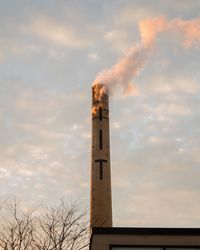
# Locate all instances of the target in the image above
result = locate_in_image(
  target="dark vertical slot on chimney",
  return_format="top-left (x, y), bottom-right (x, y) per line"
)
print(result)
top-left (99, 107), bottom-right (102, 120)
top-left (99, 130), bottom-right (103, 149)
top-left (100, 163), bottom-right (103, 180)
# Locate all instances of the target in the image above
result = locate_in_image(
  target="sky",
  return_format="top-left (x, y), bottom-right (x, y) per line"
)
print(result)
top-left (0, 0), bottom-right (200, 227)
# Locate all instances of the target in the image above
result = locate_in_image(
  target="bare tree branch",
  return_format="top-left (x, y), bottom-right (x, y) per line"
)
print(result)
top-left (0, 200), bottom-right (89, 250)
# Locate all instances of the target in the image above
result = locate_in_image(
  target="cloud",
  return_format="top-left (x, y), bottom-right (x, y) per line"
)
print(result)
top-left (20, 16), bottom-right (91, 48)
top-left (0, 0), bottom-right (200, 227)
top-left (115, 0), bottom-right (200, 27)
top-left (104, 30), bottom-right (132, 51)
top-left (139, 74), bottom-right (200, 99)
top-left (116, 189), bottom-right (200, 227)
top-left (115, 7), bottom-right (155, 25)
top-left (0, 51), bottom-right (4, 62)
top-left (156, 102), bottom-right (191, 116)
top-left (0, 78), bottom-right (90, 204)
top-left (112, 137), bottom-right (200, 226)
top-left (88, 53), bottom-right (99, 62)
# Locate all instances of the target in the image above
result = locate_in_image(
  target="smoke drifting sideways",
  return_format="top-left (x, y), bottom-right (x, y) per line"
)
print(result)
top-left (92, 16), bottom-right (200, 98)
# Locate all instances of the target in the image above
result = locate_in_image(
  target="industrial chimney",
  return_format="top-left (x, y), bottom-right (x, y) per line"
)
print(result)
top-left (90, 83), bottom-right (113, 227)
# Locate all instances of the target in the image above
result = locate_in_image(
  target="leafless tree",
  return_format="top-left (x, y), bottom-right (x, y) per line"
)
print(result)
top-left (0, 200), bottom-right (35, 250)
top-left (0, 200), bottom-right (89, 250)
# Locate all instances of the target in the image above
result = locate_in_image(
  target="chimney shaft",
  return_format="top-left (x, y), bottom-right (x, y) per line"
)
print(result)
top-left (90, 84), bottom-right (112, 227)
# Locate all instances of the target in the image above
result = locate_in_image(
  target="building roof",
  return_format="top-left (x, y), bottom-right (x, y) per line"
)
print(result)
top-left (92, 227), bottom-right (200, 236)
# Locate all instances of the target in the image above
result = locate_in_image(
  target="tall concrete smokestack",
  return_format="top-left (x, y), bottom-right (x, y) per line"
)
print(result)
top-left (90, 83), bottom-right (112, 227)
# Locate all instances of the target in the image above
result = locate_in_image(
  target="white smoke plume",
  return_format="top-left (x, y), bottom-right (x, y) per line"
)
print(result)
top-left (92, 16), bottom-right (200, 96)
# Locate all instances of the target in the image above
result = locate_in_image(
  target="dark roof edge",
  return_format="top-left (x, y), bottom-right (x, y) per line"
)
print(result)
top-left (92, 227), bottom-right (200, 236)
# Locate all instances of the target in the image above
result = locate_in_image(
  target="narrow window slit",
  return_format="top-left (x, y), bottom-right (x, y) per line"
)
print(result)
top-left (95, 159), bottom-right (107, 180)
top-left (100, 164), bottom-right (103, 180)
top-left (99, 130), bottom-right (103, 149)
